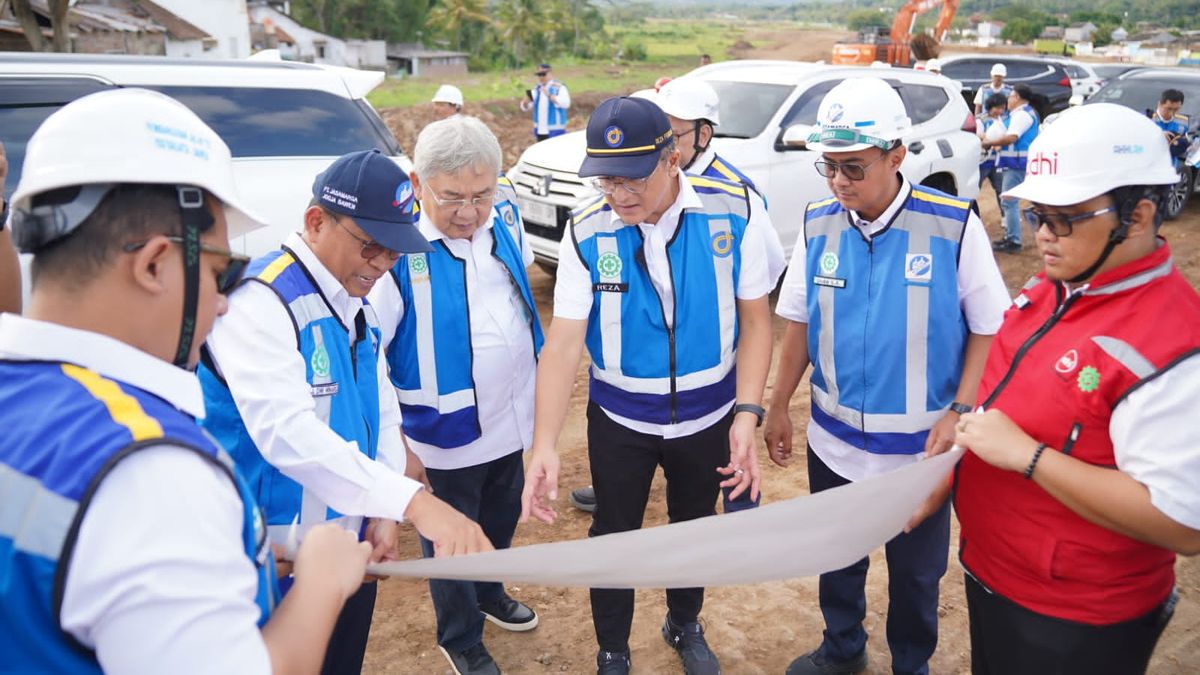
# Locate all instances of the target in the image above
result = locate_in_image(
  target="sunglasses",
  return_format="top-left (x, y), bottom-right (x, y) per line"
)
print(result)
top-left (123, 236), bottom-right (249, 295)
top-left (331, 215), bottom-right (401, 261)
top-left (1020, 206), bottom-right (1116, 237)
top-left (813, 151), bottom-right (890, 182)
top-left (535, 71), bottom-right (549, 77)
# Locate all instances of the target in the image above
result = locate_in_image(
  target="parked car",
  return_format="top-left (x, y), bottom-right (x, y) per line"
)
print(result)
top-left (0, 51), bottom-right (410, 299)
top-left (1085, 67), bottom-right (1200, 219)
top-left (1090, 63), bottom-right (1146, 82)
top-left (1054, 59), bottom-right (1104, 100)
top-left (508, 61), bottom-right (981, 268)
top-left (936, 54), bottom-right (1074, 119)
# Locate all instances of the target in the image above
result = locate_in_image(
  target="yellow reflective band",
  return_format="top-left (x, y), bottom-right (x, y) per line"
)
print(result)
top-left (687, 175), bottom-right (743, 196)
top-left (258, 253), bottom-right (295, 283)
top-left (711, 160), bottom-right (740, 183)
top-left (497, 176), bottom-right (513, 189)
top-left (61, 364), bottom-right (164, 442)
top-left (587, 143), bottom-right (658, 155)
top-left (807, 196), bottom-right (839, 211)
top-left (912, 190), bottom-right (969, 210)
top-left (576, 200), bottom-right (608, 221)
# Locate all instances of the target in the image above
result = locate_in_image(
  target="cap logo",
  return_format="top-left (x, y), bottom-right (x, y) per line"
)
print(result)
top-left (605, 126), bottom-right (624, 148)
top-left (1027, 151), bottom-right (1058, 176)
top-left (393, 182), bottom-right (413, 209)
top-left (827, 103), bottom-right (845, 123)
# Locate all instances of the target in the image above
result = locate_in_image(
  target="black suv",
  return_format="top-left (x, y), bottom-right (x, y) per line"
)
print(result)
top-left (937, 54), bottom-right (1074, 120)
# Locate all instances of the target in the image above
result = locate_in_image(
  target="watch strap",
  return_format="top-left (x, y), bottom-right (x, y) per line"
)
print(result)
top-left (734, 403), bottom-right (765, 427)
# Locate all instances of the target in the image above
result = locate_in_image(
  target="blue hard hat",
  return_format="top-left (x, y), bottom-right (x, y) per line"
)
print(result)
top-left (312, 149), bottom-right (431, 254)
top-left (578, 96), bottom-right (674, 179)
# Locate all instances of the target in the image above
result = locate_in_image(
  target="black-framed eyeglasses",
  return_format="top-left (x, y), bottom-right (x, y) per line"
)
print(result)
top-left (123, 237), bottom-right (249, 295)
top-left (330, 215), bottom-right (401, 261)
top-left (1020, 206), bottom-right (1116, 237)
top-left (535, 71), bottom-right (549, 77)
top-left (813, 151), bottom-right (890, 182)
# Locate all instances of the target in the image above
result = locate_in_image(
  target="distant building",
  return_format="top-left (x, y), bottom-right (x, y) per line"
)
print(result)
top-left (975, 20), bottom-right (1004, 47)
top-left (246, 2), bottom-right (386, 69)
top-left (152, 0), bottom-right (251, 58)
top-left (1039, 26), bottom-right (1065, 40)
top-left (387, 43), bottom-right (469, 77)
top-left (1064, 22), bottom-right (1097, 44)
top-left (0, 0), bottom-right (214, 56)
top-left (1111, 27), bottom-right (1129, 43)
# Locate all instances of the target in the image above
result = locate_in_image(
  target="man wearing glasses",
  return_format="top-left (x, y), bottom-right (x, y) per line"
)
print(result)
top-left (369, 116), bottom-right (543, 675)
top-left (764, 77), bottom-right (1008, 675)
top-left (200, 149), bottom-right (493, 675)
top-left (522, 96), bottom-right (781, 675)
top-left (520, 62), bottom-right (571, 141)
top-left (954, 103), bottom-right (1200, 675)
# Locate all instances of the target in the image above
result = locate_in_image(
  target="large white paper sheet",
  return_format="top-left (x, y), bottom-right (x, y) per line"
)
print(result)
top-left (369, 447), bottom-right (963, 588)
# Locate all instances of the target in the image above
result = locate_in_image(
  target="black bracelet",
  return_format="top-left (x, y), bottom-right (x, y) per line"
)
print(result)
top-left (734, 403), bottom-right (765, 427)
top-left (1023, 443), bottom-right (1047, 479)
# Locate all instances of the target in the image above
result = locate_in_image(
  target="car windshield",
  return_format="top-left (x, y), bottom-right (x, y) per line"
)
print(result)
top-left (706, 81), bottom-right (793, 139)
top-left (1088, 77), bottom-right (1200, 126)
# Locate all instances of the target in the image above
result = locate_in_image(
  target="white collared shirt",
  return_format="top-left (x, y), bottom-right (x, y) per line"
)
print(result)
top-left (774, 178), bottom-right (1012, 481)
top-left (0, 314), bottom-right (271, 674)
top-left (205, 232), bottom-right (421, 529)
top-left (370, 211), bottom-right (538, 470)
top-left (553, 172), bottom-right (782, 438)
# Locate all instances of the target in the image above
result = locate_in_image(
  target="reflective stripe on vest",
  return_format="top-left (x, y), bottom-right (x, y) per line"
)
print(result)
top-left (702, 154), bottom-right (761, 199)
top-left (0, 362), bottom-right (276, 671)
top-left (571, 175), bottom-right (747, 424)
top-left (386, 196), bottom-right (543, 449)
top-left (804, 186), bottom-right (969, 454)
top-left (532, 82), bottom-right (567, 132)
top-left (997, 104), bottom-right (1039, 171)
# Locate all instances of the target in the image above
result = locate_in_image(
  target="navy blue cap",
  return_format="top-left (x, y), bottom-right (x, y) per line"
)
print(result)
top-left (536, 63), bottom-right (551, 72)
top-left (578, 96), bottom-right (674, 179)
top-left (312, 149), bottom-right (431, 254)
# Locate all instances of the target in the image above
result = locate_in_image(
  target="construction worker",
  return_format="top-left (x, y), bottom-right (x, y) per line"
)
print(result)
top-left (764, 77), bottom-right (1010, 675)
top-left (0, 140), bottom-right (20, 313)
top-left (570, 77), bottom-right (785, 515)
top-left (0, 88), bottom-right (372, 672)
top-left (973, 63), bottom-right (1012, 116)
top-left (985, 83), bottom-right (1040, 254)
top-left (1153, 88), bottom-right (1190, 161)
top-left (978, 93), bottom-right (1009, 204)
top-left (432, 84), bottom-right (465, 121)
top-left (199, 149), bottom-right (493, 674)
top-left (520, 63), bottom-right (571, 141)
top-left (954, 103), bottom-right (1200, 674)
top-left (522, 96), bottom-right (781, 675)
top-left (369, 116), bottom-right (542, 675)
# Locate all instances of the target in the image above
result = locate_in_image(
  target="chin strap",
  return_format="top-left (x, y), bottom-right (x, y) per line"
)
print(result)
top-left (172, 186), bottom-right (212, 369)
top-left (681, 120), bottom-right (711, 172)
top-left (1066, 187), bottom-right (1158, 285)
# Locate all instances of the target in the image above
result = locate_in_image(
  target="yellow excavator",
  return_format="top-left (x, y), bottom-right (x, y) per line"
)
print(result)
top-left (831, 0), bottom-right (958, 67)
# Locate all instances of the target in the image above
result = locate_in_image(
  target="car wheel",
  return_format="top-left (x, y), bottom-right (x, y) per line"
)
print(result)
top-left (1164, 166), bottom-right (1194, 221)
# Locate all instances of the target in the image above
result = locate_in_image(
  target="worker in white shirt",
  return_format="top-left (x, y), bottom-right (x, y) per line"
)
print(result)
top-left (370, 116), bottom-right (542, 675)
top-left (432, 84), bottom-right (465, 120)
top-left (0, 88), bottom-right (373, 674)
top-left (199, 148), bottom-right (492, 675)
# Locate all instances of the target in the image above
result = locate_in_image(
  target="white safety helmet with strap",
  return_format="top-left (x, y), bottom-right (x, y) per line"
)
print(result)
top-left (11, 87), bottom-right (265, 251)
top-left (655, 77), bottom-right (721, 125)
top-left (432, 84), bottom-right (464, 107)
top-left (806, 77), bottom-right (911, 153)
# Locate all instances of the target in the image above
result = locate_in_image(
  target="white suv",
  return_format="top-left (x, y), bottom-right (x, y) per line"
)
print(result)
top-left (1, 51), bottom-right (409, 295)
top-left (507, 61), bottom-right (981, 267)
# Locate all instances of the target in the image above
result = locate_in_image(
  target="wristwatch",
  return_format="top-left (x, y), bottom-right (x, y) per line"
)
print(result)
top-left (949, 401), bottom-right (972, 415)
top-left (734, 403), bottom-right (766, 427)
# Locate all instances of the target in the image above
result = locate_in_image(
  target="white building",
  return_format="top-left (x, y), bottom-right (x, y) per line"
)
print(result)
top-left (152, 0), bottom-right (251, 58)
top-left (247, 2), bottom-right (386, 69)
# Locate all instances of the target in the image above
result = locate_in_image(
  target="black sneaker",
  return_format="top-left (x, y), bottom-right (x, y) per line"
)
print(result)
top-left (661, 614), bottom-right (720, 674)
top-left (784, 647), bottom-right (868, 675)
top-left (439, 642), bottom-right (501, 675)
top-left (478, 594), bottom-right (538, 632)
top-left (596, 649), bottom-right (631, 675)
top-left (570, 485), bottom-right (596, 512)
top-left (992, 238), bottom-right (1022, 253)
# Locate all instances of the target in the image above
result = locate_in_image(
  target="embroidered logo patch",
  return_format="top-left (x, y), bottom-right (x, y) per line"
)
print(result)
top-left (711, 231), bottom-right (734, 258)
top-left (604, 126), bottom-right (624, 148)
top-left (1055, 349), bottom-right (1079, 375)
top-left (409, 255), bottom-right (428, 275)
top-left (905, 253), bottom-right (933, 281)
top-left (1077, 365), bottom-right (1101, 392)
top-left (597, 251), bottom-right (623, 278)
top-left (311, 345), bottom-right (331, 378)
top-left (501, 204), bottom-right (516, 226)
top-left (819, 251), bottom-right (839, 275)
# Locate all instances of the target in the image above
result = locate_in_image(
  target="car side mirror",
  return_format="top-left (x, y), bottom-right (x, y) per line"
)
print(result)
top-left (776, 124), bottom-right (813, 152)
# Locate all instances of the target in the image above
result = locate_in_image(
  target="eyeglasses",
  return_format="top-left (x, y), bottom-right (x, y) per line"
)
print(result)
top-left (1021, 206), bottom-right (1116, 237)
top-left (535, 71), bottom-right (549, 77)
top-left (590, 160), bottom-right (665, 196)
top-left (424, 189), bottom-right (496, 213)
top-left (123, 236), bottom-right (249, 295)
top-left (330, 216), bottom-right (401, 261)
top-left (813, 151), bottom-right (890, 181)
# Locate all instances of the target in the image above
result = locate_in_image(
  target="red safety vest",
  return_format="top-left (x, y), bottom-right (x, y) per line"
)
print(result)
top-left (956, 240), bottom-right (1200, 625)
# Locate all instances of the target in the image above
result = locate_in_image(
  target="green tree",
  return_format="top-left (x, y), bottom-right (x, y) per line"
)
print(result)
top-left (428, 0), bottom-right (490, 51)
top-left (493, 0), bottom-right (547, 68)
top-left (1001, 17), bottom-right (1043, 45)
top-left (845, 8), bottom-right (889, 32)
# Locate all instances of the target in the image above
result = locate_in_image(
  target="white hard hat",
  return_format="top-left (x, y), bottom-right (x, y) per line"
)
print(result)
top-left (990, 63), bottom-right (1007, 77)
top-left (432, 84), bottom-right (463, 107)
top-left (656, 78), bottom-right (721, 125)
top-left (926, 58), bottom-right (942, 73)
top-left (11, 88), bottom-right (265, 247)
top-left (807, 77), bottom-right (911, 153)
top-left (1003, 103), bottom-right (1179, 206)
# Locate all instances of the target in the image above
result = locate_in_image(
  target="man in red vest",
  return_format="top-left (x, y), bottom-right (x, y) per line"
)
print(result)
top-left (952, 102), bottom-right (1200, 674)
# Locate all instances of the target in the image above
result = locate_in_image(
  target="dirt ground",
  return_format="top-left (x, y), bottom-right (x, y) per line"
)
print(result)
top-left (365, 29), bottom-right (1200, 674)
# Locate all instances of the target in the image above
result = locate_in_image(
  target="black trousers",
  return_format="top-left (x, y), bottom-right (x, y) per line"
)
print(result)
top-left (320, 580), bottom-right (377, 675)
top-left (965, 573), bottom-right (1176, 675)
top-left (586, 402), bottom-right (730, 653)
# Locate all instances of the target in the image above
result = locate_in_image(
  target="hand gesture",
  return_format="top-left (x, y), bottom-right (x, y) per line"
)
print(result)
top-left (955, 409), bottom-right (1038, 473)
top-left (292, 523), bottom-right (373, 602)
top-left (763, 407), bottom-right (795, 467)
top-left (520, 448), bottom-right (560, 524)
top-left (718, 413), bottom-right (760, 501)
top-left (405, 491), bottom-right (493, 557)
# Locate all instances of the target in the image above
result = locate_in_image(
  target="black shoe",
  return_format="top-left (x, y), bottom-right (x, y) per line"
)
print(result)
top-left (596, 649), bottom-right (631, 675)
top-left (439, 642), bottom-right (501, 675)
top-left (570, 485), bottom-right (596, 512)
top-left (992, 238), bottom-right (1022, 253)
top-left (662, 614), bottom-right (720, 674)
top-left (478, 594), bottom-right (538, 631)
top-left (784, 647), bottom-right (868, 675)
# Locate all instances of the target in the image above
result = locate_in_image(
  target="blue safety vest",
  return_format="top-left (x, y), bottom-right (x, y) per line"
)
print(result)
top-left (701, 154), bottom-right (761, 198)
top-left (199, 247), bottom-right (381, 540)
top-left (803, 185), bottom-right (970, 455)
top-left (571, 175), bottom-right (749, 425)
top-left (386, 184), bottom-right (544, 448)
top-left (997, 104), bottom-right (1039, 171)
top-left (1155, 112), bottom-right (1190, 159)
top-left (0, 360), bottom-right (276, 672)
top-left (532, 80), bottom-right (568, 135)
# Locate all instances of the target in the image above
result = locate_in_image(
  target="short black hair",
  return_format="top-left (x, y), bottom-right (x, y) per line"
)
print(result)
top-left (985, 93), bottom-right (1008, 111)
top-left (30, 184), bottom-right (200, 290)
top-left (1161, 88), bottom-right (1185, 105)
top-left (1012, 84), bottom-right (1034, 102)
